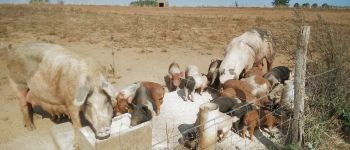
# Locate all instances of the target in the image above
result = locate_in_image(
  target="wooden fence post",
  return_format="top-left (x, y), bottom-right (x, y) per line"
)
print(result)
top-left (292, 26), bottom-right (310, 147)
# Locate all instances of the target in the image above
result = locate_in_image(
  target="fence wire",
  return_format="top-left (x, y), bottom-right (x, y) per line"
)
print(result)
top-left (147, 67), bottom-right (338, 150)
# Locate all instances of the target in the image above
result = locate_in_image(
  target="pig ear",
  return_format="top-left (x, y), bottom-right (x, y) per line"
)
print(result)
top-left (102, 81), bottom-right (117, 98)
top-left (111, 91), bottom-right (119, 106)
top-left (74, 84), bottom-right (91, 107)
top-left (128, 103), bottom-right (135, 112)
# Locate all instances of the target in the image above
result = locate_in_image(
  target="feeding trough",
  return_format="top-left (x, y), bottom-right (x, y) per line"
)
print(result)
top-left (51, 113), bottom-right (152, 150)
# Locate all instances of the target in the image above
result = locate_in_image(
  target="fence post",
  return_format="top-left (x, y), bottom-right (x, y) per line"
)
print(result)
top-left (291, 26), bottom-right (310, 147)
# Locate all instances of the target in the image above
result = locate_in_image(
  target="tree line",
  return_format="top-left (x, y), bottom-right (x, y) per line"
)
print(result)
top-left (272, 0), bottom-right (331, 8)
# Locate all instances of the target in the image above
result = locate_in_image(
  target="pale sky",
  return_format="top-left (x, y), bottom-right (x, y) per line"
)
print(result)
top-left (0, 0), bottom-right (349, 7)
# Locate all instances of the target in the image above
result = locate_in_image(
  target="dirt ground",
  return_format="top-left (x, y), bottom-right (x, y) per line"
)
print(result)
top-left (0, 5), bottom-right (349, 149)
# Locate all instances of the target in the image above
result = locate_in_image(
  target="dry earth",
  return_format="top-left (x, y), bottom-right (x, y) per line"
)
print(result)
top-left (0, 5), bottom-right (349, 149)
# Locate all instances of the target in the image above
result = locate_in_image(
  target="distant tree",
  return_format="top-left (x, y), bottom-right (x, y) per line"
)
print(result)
top-left (294, 3), bottom-right (300, 8)
top-left (322, 3), bottom-right (330, 8)
top-left (302, 3), bottom-right (310, 8)
top-left (272, 0), bottom-right (290, 7)
top-left (312, 3), bottom-right (318, 8)
top-left (130, 0), bottom-right (157, 7)
top-left (29, 0), bottom-right (49, 4)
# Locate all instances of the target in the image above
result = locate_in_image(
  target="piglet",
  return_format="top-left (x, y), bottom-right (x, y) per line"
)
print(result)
top-left (168, 62), bottom-right (184, 91)
top-left (242, 109), bottom-right (278, 141)
top-left (182, 65), bottom-right (209, 101)
top-left (207, 59), bottom-right (222, 89)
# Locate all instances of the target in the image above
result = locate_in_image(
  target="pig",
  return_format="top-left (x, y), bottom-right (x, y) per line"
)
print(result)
top-left (140, 81), bottom-right (165, 115)
top-left (221, 79), bottom-right (272, 109)
top-left (242, 109), bottom-right (278, 141)
top-left (168, 62), bottom-right (184, 91)
top-left (230, 103), bottom-right (255, 132)
top-left (263, 66), bottom-right (290, 88)
top-left (183, 75), bottom-right (208, 101)
top-left (185, 65), bottom-right (201, 77)
top-left (182, 65), bottom-right (208, 101)
top-left (242, 75), bottom-right (272, 102)
top-left (116, 82), bottom-right (141, 104)
top-left (221, 79), bottom-right (256, 102)
top-left (114, 98), bottom-right (129, 116)
top-left (219, 87), bottom-right (238, 99)
top-left (219, 28), bottom-right (275, 84)
top-left (114, 81), bottom-right (164, 116)
top-left (244, 65), bottom-right (264, 78)
top-left (211, 96), bottom-right (241, 113)
top-left (129, 103), bottom-right (153, 126)
top-left (130, 85), bottom-right (154, 126)
top-left (113, 82), bottom-right (141, 115)
top-left (6, 43), bottom-right (116, 147)
top-left (206, 59), bottom-right (222, 89)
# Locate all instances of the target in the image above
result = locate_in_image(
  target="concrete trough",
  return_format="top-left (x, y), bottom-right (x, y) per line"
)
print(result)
top-left (51, 113), bottom-right (152, 150)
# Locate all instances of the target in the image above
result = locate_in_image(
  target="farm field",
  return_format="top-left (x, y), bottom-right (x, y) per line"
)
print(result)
top-left (0, 5), bottom-right (349, 149)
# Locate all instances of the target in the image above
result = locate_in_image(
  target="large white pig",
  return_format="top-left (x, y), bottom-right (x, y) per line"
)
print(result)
top-left (6, 43), bottom-right (116, 147)
top-left (219, 28), bottom-right (275, 84)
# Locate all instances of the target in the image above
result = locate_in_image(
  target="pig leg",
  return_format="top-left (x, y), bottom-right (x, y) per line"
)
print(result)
top-left (266, 56), bottom-right (274, 72)
top-left (9, 78), bottom-right (35, 130)
top-left (184, 87), bottom-right (189, 101)
top-left (248, 126), bottom-right (255, 141)
top-left (169, 77), bottom-right (174, 91)
top-left (268, 127), bottom-right (275, 138)
top-left (242, 126), bottom-right (247, 139)
top-left (154, 98), bottom-right (161, 116)
top-left (20, 90), bottom-right (35, 130)
top-left (190, 91), bottom-right (195, 102)
top-left (199, 87), bottom-right (204, 96)
top-left (68, 106), bottom-right (82, 150)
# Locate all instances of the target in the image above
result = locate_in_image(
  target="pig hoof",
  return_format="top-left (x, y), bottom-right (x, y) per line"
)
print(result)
top-left (25, 124), bottom-right (36, 131)
top-left (73, 144), bottom-right (79, 150)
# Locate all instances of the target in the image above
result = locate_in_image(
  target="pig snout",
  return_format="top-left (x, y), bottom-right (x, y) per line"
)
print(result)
top-left (95, 126), bottom-right (111, 139)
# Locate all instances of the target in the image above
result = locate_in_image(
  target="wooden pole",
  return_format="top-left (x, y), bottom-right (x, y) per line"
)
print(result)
top-left (291, 26), bottom-right (310, 147)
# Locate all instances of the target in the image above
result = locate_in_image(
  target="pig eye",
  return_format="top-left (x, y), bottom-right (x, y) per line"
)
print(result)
top-left (229, 69), bottom-right (235, 75)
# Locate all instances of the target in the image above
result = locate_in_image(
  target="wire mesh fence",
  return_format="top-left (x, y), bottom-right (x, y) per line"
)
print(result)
top-left (145, 67), bottom-right (338, 150)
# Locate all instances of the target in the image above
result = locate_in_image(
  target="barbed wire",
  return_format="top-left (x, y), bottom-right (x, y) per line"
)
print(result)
top-left (148, 67), bottom-right (338, 150)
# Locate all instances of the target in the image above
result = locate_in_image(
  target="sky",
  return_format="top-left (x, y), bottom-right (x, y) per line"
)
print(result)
top-left (0, 0), bottom-right (349, 7)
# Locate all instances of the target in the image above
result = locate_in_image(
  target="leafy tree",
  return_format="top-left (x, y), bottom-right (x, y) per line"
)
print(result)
top-left (321, 3), bottom-right (330, 8)
top-left (293, 3), bottom-right (300, 8)
top-left (130, 0), bottom-right (157, 7)
top-left (312, 3), bottom-right (318, 8)
top-left (302, 3), bottom-right (310, 8)
top-left (29, 0), bottom-right (49, 4)
top-left (272, 0), bottom-right (290, 7)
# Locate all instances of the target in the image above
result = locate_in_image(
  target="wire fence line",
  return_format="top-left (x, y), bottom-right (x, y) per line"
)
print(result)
top-left (148, 67), bottom-right (338, 150)
top-left (186, 102), bottom-right (293, 150)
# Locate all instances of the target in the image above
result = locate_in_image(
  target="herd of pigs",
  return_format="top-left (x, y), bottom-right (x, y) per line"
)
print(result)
top-left (4, 28), bottom-right (294, 149)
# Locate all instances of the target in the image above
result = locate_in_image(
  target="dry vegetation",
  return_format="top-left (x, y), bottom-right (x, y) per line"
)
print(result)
top-left (0, 5), bottom-right (349, 54)
top-left (0, 4), bottom-right (349, 149)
